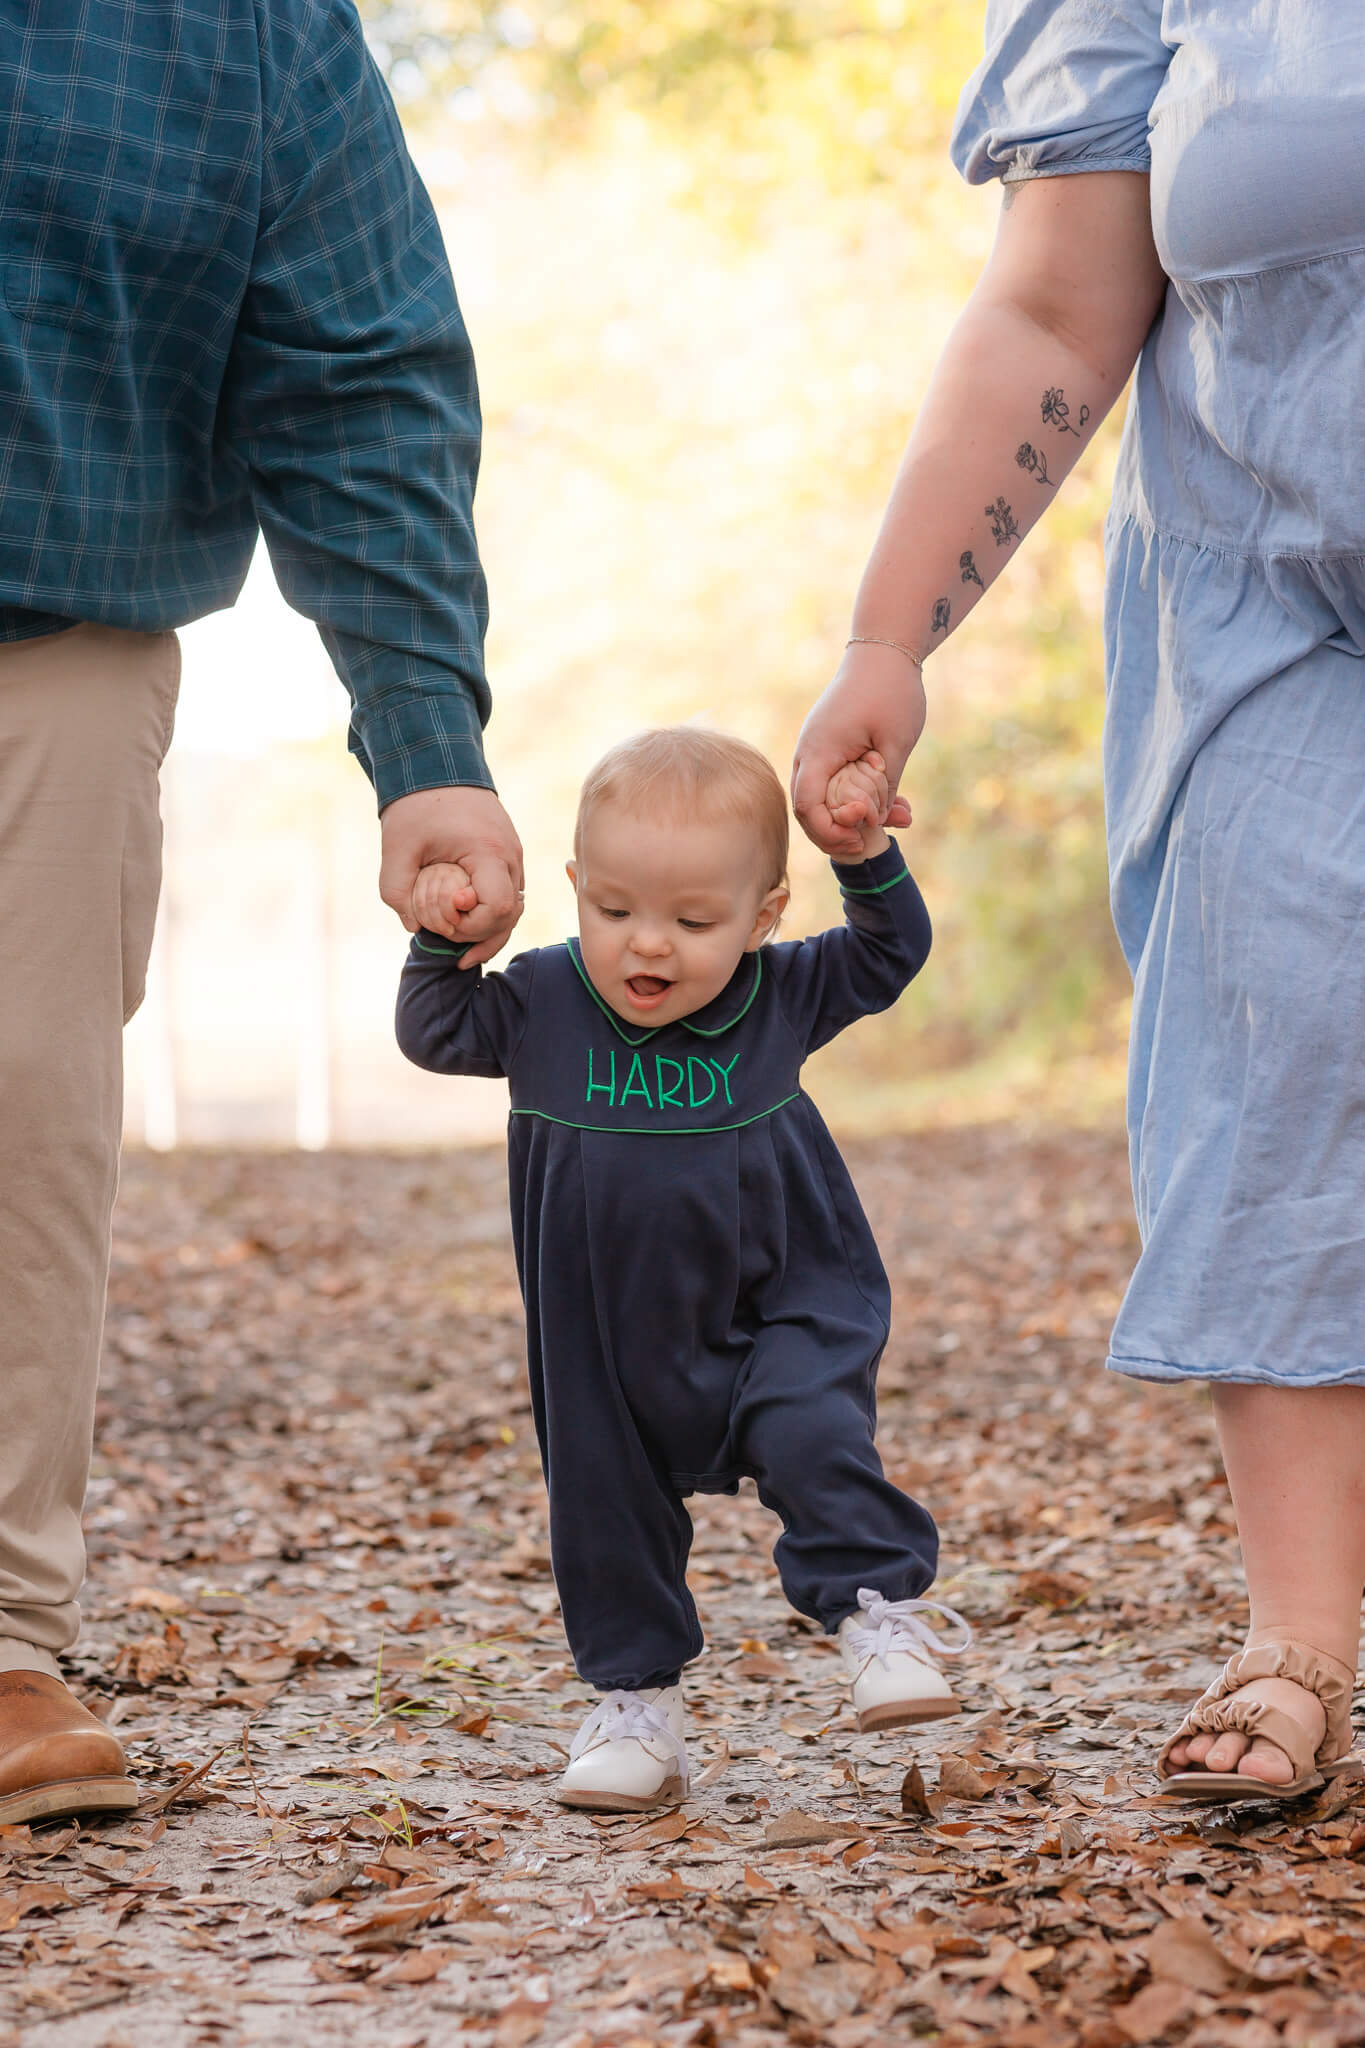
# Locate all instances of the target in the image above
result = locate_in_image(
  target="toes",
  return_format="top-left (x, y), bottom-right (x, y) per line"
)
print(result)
top-left (1165, 1732), bottom-right (1216, 1773)
top-left (1165, 1671), bottom-right (1327, 1786)
top-left (1236, 1737), bottom-right (1296, 1786)
top-left (1202, 1731), bottom-right (1251, 1773)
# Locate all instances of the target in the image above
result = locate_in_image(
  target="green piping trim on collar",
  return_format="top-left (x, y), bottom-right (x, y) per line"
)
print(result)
top-left (839, 865), bottom-right (911, 898)
top-left (510, 1093), bottom-right (800, 1137)
top-left (413, 933), bottom-right (470, 956)
top-left (682, 951), bottom-right (763, 1037)
top-left (567, 939), bottom-right (655, 1044)
top-left (566, 938), bottom-right (763, 1043)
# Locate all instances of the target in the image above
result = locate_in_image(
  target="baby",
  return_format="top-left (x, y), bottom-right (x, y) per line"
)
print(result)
top-left (396, 729), bottom-right (969, 1812)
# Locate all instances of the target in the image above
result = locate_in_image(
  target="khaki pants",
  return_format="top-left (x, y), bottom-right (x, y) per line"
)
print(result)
top-left (0, 625), bottom-right (179, 1676)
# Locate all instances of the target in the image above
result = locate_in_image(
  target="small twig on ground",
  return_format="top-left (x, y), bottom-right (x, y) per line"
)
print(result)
top-left (241, 1717), bottom-right (275, 1819)
top-left (370, 1631), bottom-right (386, 1725)
top-left (137, 1743), bottom-right (228, 1819)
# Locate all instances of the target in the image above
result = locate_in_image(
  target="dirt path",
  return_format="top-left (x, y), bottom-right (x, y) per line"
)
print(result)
top-left (2, 1132), bottom-right (1362, 2048)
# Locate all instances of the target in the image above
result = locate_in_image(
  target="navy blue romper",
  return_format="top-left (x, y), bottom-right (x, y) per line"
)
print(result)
top-left (396, 842), bottom-right (939, 1692)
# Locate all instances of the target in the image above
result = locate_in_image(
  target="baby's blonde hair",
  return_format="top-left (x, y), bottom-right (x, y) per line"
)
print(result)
top-left (575, 727), bottom-right (790, 891)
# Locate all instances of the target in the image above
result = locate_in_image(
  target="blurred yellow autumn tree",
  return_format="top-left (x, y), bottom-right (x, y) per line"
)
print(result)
top-left (363, 3), bottom-right (980, 180)
top-left (357, 1), bottom-right (1133, 1129)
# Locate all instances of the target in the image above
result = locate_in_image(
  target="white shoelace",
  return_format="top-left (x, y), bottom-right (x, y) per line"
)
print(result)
top-left (569, 1689), bottom-right (690, 1789)
top-left (847, 1588), bottom-right (974, 1671)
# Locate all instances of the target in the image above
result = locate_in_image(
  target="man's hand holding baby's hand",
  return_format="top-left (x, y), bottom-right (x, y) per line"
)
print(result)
top-left (379, 785), bottom-right (524, 966)
top-left (826, 753), bottom-right (906, 861)
top-left (410, 861), bottom-right (480, 951)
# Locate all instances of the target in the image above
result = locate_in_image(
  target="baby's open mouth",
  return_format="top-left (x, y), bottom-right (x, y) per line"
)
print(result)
top-left (626, 975), bottom-right (672, 1000)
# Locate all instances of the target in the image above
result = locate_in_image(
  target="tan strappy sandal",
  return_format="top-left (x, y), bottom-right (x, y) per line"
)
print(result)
top-left (1158, 1636), bottom-right (1362, 1802)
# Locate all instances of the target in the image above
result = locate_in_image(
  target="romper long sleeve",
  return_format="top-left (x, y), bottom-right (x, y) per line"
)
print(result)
top-left (396, 941), bottom-right (533, 1080)
top-left (396, 844), bottom-right (940, 1693)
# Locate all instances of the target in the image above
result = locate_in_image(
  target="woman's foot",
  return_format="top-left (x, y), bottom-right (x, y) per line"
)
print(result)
top-left (555, 1685), bottom-right (688, 1812)
top-left (1163, 1674), bottom-right (1324, 1785)
top-left (1158, 1632), bottom-right (1356, 1797)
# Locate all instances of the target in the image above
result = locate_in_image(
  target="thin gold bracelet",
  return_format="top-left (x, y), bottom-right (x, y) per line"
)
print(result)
top-left (846, 635), bottom-right (923, 669)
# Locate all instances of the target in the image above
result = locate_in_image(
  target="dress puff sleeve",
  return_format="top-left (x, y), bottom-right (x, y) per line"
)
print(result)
top-left (950, 0), bottom-right (1172, 187)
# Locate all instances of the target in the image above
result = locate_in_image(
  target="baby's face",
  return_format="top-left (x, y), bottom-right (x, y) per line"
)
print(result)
top-left (568, 803), bottom-right (787, 1029)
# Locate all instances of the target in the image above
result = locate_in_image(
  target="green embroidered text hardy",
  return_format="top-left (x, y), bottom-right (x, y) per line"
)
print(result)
top-left (585, 1049), bottom-right (741, 1111)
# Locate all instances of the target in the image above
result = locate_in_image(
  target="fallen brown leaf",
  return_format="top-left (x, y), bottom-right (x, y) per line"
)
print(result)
top-left (370, 1948), bottom-right (454, 1986)
top-left (0, 1881), bottom-right (75, 1932)
top-left (762, 1809), bottom-right (859, 1849)
top-left (1147, 1914), bottom-right (1238, 1996)
top-left (939, 1754), bottom-right (996, 1801)
top-left (768, 1956), bottom-right (877, 2026)
top-left (127, 1587), bottom-right (189, 1616)
top-left (494, 1996), bottom-right (551, 2048)
top-left (900, 1761), bottom-right (937, 1818)
top-left (694, 1738), bottom-right (730, 1790)
top-left (1113, 1980), bottom-right (1198, 2041)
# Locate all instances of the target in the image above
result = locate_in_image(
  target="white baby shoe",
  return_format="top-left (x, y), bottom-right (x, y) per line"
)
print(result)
top-left (838, 1588), bottom-right (972, 1733)
top-left (555, 1685), bottom-right (689, 1812)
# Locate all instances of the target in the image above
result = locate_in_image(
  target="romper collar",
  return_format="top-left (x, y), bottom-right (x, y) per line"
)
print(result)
top-left (566, 939), bottom-right (763, 1046)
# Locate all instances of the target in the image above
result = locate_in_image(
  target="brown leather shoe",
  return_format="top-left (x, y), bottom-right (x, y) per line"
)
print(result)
top-left (0, 1672), bottom-right (138, 1826)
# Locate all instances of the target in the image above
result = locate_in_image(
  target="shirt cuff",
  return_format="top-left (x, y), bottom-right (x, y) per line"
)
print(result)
top-left (1001, 153), bottom-right (1151, 185)
top-left (832, 842), bottom-right (909, 895)
top-left (410, 930), bottom-right (472, 960)
top-left (351, 687), bottom-right (495, 811)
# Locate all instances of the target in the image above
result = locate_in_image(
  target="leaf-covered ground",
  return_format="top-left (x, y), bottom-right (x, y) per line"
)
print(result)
top-left (3, 1132), bottom-right (1364, 2048)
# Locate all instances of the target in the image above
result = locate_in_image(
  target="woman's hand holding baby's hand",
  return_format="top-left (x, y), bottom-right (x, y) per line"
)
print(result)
top-left (828, 753), bottom-right (888, 827)
top-left (410, 860), bottom-right (480, 946)
top-left (791, 644), bottom-right (923, 859)
top-left (826, 752), bottom-right (905, 861)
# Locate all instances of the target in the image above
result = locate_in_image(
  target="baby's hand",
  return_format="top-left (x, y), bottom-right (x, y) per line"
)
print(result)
top-left (410, 860), bottom-right (479, 943)
top-left (826, 751), bottom-right (906, 858)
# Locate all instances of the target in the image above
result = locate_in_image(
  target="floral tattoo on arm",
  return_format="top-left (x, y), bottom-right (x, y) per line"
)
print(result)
top-left (1041, 387), bottom-right (1090, 438)
top-left (1016, 442), bottom-right (1054, 486)
top-left (930, 596), bottom-right (951, 635)
top-left (985, 497), bottom-right (1019, 547)
top-left (960, 550), bottom-right (983, 589)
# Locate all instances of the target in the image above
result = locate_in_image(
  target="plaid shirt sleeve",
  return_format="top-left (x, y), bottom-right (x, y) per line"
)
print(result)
top-left (222, 0), bottom-right (492, 808)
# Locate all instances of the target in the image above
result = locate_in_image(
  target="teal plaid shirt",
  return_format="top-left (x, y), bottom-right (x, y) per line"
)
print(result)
top-left (0, 0), bottom-right (491, 805)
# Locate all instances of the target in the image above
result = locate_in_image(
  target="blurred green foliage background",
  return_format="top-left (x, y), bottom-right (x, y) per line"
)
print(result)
top-left (361, 1), bottom-right (1133, 1131)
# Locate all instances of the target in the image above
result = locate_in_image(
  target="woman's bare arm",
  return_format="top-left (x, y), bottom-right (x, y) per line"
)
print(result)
top-left (792, 170), bottom-right (1167, 857)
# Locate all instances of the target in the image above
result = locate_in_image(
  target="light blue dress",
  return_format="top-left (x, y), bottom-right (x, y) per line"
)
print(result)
top-left (952, 2), bottom-right (1365, 1385)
